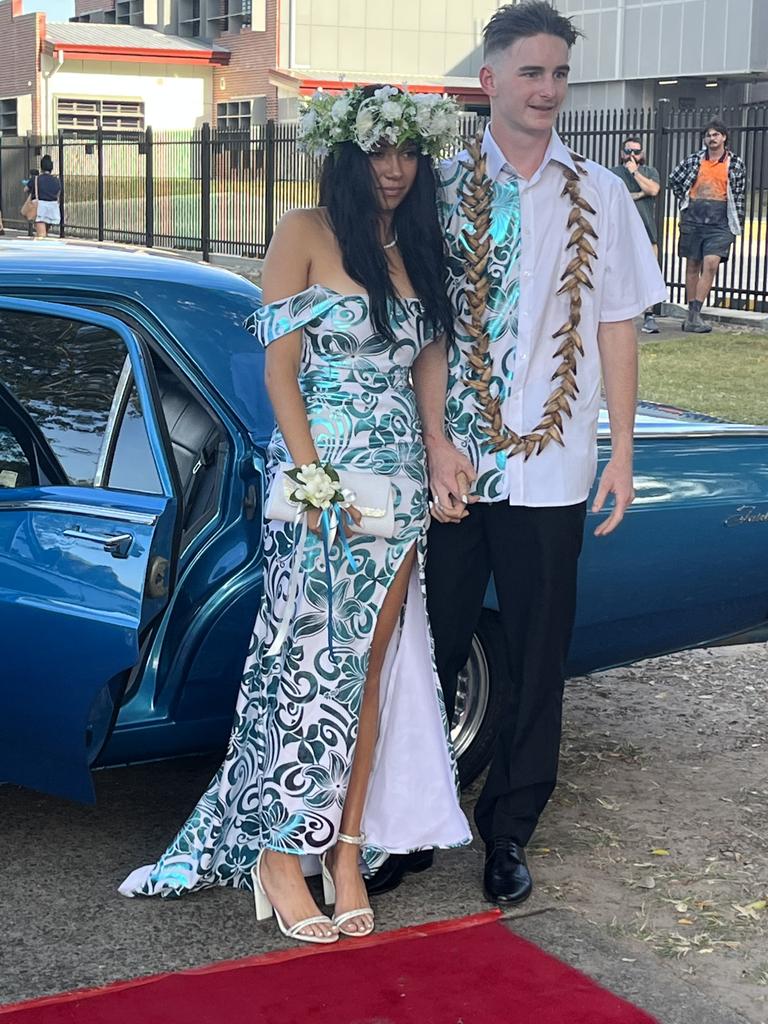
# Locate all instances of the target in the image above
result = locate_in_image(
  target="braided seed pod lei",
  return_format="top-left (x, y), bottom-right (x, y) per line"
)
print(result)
top-left (460, 138), bottom-right (599, 460)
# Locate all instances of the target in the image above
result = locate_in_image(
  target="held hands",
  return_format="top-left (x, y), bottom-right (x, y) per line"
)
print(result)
top-left (426, 437), bottom-right (478, 524)
top-left (592, 456), bottom-right (635, 537)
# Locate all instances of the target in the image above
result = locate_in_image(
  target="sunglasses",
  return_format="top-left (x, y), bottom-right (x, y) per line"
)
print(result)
top-left (623, 146), bottom-right (642, 155)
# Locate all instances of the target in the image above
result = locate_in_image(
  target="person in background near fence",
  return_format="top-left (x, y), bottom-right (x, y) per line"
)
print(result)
top-left (611, 136), bottom-right (661, 334)
top-left (33, 155), bottom-right (61, 239)
top-left (374, 0), bottom-right (667, 908)
top-left (669, 120), bottom-right (746, 333)
top-left (22, 169), bottom-right (39, 237)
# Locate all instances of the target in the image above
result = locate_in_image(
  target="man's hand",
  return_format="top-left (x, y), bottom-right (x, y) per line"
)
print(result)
top-left (591, 456), bottom-right (635, 536)
top-left (624, 154), bottom-right (638, 175)
top-left (426, 437), bottom-right (477, 523)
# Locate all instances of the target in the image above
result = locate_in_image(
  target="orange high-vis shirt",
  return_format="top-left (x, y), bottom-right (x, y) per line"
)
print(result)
top-left (690, 156), bottom-right (729, 201)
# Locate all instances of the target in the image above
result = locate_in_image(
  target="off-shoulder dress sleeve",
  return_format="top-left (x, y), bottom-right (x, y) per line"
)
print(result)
top-left (244, 285), bottom-right (344, 347)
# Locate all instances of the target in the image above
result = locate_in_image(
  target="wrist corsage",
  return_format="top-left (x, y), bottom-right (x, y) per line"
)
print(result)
top-left (284, 461), bottom-right (356, 512)
top-left (268, 460), bottom-right (359, 663)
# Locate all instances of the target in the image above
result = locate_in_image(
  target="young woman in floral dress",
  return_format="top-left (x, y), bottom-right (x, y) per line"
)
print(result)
top-left (120, 86), bottom-right (472, 944)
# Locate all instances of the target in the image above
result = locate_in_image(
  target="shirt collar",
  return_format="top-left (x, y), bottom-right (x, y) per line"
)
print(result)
top-left (481, 125), bottom-right (577, 183)
top-left (697, 146), bottom-right (730, 164)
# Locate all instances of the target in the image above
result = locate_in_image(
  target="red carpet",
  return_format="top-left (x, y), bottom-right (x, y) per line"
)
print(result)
top-left (0, 911), bottom-right (659, 1024)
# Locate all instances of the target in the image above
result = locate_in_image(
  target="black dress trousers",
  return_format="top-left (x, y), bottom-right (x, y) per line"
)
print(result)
top-left (426, 500), bottom-right (586, 846)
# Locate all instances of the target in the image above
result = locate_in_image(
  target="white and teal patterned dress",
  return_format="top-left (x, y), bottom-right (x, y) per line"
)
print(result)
top-left (120, 285), bottom-right (471, 899)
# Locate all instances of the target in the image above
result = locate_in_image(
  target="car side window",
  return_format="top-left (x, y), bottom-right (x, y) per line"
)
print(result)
top-left (0, 312), bottom-right (158, 493)
top-left (107, 381), bottom-right (163, 494)
top-left (0, 426), bottom-right (33, 489)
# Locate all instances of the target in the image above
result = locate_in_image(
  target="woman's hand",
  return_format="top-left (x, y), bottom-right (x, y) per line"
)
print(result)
top-left (342, 505), bottom-right (363, 537)
top-left (426, 438), bottom-right (477, 523)
top-left (306, 505), bottom-right (362, 537)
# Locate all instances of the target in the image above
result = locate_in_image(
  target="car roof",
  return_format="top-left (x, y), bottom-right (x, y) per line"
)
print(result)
top-left (0, 240), bottom-right (271, 439)
top-left (0, 238), bottom-right (253, 288)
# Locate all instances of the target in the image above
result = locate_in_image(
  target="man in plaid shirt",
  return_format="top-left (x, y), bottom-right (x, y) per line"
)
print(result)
top-left (669, 119), bottom-right (746, 333)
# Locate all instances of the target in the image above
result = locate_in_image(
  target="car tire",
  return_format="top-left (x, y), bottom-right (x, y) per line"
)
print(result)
top-left (451, 610), bottom-right (508, 788)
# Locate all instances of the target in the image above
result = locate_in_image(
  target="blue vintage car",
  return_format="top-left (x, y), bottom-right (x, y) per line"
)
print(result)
top-left (1, 240), bottom-right (767, 803)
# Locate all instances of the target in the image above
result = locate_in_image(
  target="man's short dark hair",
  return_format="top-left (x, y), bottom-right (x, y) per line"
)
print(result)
top-left (483, 1), bottom-right (582, 61)
top-left (40, 154), bottom-right (54, 173)
top-left (704, 119), bottom-right (729, 145)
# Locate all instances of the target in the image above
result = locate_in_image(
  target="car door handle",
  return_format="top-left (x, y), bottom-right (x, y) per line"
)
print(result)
top-left (63, 527), bottom-right (134, 559)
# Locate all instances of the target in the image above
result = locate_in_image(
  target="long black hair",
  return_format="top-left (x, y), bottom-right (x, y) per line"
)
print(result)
top-left (318, 107), bottom-right (454, 345)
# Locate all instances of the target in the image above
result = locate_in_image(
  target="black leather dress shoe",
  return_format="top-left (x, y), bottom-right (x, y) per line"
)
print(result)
top-left (483, 838), bottom-right (532, 905)
top-left (365, 850), bottom-right (434, 896)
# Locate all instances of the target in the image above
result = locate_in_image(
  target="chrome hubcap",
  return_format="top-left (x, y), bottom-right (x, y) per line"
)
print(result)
top-left (450, 634), bottom-right (490, 761)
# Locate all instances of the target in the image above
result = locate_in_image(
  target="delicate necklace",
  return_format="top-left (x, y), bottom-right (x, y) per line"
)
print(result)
top-left (382, 232), bottom-right (398, 250)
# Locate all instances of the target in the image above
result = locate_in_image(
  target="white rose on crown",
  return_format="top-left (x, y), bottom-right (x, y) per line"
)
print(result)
top-left (300, 109), bottom-right (317, 132)
top-left (380, 99), bottom-right (403, 120)
top-left (331, 97), bottom-right (350, 121)
top-left (355, 105), bottom-right (376, 137)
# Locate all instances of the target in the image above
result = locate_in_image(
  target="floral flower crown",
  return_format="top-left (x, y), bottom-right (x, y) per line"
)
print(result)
top-left (297, 85), bottom-right (461, 160)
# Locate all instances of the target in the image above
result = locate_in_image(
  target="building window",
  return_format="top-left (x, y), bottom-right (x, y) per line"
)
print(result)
top-left (115, 0), bottom-right (144, 25)
top-left (178, 0), bottom-right (200, 37)
top-left (217, 100), bottom-right (251, 130)
top-left (56, 98), bottom-right (145, 137)
top-left (0, 98), bottom-right (18, 136)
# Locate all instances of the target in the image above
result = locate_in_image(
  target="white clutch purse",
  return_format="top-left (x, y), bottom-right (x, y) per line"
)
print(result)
top-left (265, 463), bottom-right (395, 539)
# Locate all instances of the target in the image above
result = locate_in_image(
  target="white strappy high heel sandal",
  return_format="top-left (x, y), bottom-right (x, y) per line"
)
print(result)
top-left (252, 849), bottom-right (338, 945)
top-left (320, 832), bottom-right (375, 938)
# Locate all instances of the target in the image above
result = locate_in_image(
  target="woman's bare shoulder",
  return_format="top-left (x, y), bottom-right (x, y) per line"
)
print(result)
top-left (274, 206), bottom-right (328, 237)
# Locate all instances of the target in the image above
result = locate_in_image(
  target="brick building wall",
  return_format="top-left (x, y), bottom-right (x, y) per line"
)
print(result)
top-left (74, 0), bottom-right (116, 16)
top-left (213, 0), bottom-right (278, 120)
top-left (0, 0), bottom-right (43, 134)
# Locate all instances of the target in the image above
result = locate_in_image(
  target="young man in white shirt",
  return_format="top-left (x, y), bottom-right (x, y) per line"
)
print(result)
top-left (398, 1), bottom-right (666, 906)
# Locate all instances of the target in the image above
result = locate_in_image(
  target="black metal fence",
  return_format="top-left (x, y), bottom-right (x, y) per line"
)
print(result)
top-left (2, 105), bottom-right (768, 308)
top-left (557, 104), bottom-right (768, 311)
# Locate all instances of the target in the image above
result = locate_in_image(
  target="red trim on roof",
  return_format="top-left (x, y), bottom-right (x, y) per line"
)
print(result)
top-left (44, 41), bottom-right (229, 65)
top-left (269, 68), bottom-right (486, 103)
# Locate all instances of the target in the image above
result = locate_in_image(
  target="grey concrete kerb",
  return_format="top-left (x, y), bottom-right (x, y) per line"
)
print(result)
top-left (663, 301), bottom-right (768, 328)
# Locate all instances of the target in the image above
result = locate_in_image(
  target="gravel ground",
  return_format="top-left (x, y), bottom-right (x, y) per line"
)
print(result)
top-left (1, 643), bottom-right (765, 1023)
top-left (508, 642), bottom-right (768, 1023)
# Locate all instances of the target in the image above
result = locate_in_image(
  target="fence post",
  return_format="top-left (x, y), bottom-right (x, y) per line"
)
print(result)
top-left (264, 118), bottom-right (276, 249)
top-left (57, 130), bottom-right (65, 238)
top-left (144, 126), bottom-right (154, 249)
top-left (653, 101), bottom-right (670, 268)
top-left (97, 125), bottom-right (105, 241)
top-left (0, 134), bottom-right (4, 223)
top-left (201, 122), bottom-right (211, 261)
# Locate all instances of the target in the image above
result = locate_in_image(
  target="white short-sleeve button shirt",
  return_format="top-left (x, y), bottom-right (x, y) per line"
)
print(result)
top-left (438, 127), bottom-right (668, 507)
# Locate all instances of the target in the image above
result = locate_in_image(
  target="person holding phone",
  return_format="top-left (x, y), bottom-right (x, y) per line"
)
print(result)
top-left (611, 136), bottom-right (662, 334)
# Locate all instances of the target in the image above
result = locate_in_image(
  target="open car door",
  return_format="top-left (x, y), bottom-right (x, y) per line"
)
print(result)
top-left (0, 297), bottom-right (180, 802)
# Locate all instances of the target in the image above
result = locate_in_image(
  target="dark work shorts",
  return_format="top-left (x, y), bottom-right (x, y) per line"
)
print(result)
top-left (679, 203), bottom-right (735, 262)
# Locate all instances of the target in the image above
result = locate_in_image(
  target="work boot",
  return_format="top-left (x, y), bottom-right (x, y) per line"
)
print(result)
top-left (682, 300), bottom-right (712, 333)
